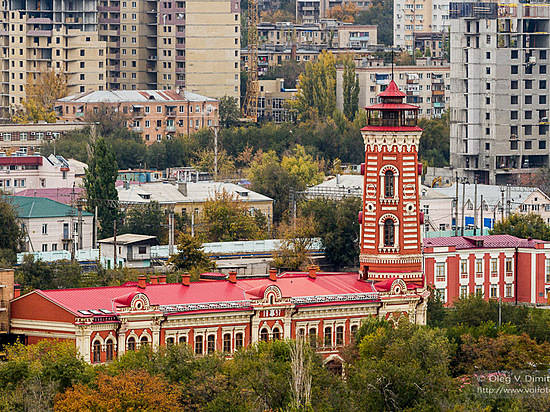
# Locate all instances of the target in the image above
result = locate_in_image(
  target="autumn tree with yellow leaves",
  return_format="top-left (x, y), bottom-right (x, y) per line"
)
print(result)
top-left (327, 2), bottom-right (359, 23)
top-left (12, 70), bottom-right (68, 123)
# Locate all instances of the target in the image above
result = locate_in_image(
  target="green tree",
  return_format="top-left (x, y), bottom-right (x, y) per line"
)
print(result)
top-left (169, 232), bottom-right (214, 272)
top-left (342, 56), bottom-right (360, 121)
top-left (491, 213), bottom-right (550, 240)
top-left (418, 112), bottom-right (450, 167)
top-left (273, 216), bottom-right (318, 270)
top-left (291, 51), bottom-right (337, 120)
top-left (248, 151), bottom-right (304, 223)
top-left (197, 191), bottom-right (267, 242)
top-left (15, 256), bottom-right (83, 292)
top-left (263, 60), bottom-right (306, 89)
top-left (0, 196), bottom-right (23, 265)
top-left (300, 197), bottom-right (361, 269)
top-left (84, 136), bottom-right (120, 238)
top-left (281, 145), bottom-right (324, 188)
top-left (355, 0), bottom-right (393, 45)
top-left (347, 320), bottom-right (455, 411)
top-left (219, 95), bottom-right (241, 128)
top-left (122, 201), bottom-right (166, 241)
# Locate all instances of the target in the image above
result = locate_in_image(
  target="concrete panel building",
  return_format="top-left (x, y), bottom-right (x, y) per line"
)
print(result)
top-left (449, 1), bottom-right (550, 185)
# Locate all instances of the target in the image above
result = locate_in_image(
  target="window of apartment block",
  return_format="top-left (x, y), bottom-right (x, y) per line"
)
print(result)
top-left (525, 95), bottom-right (532, 104)
top-left (511, 65), bottom-right (518, 74)
top-left (486, 82), bottom-right (491, 90)
top-left (42, 224), bottom-right (48, 234)
top-left (486, 112), bottom-right (490, 120)
top-left (541, 50), bottom-right (547, 59)
top-left (525, 140), bottom-right (532, 150)
top-left (511, 111), bottom-right (518, 120)
top-left (525, 111), bottom-right (532, 120)
top-left (460, 259), bottom-right (468, 276)
top-left (475, 259), bottom-right (483, 275)
top-left (485, 67), bottom-right (490, 74)
top-left (42, 244), bottom-right (48, 252)
top-left (490, 285), bottom-right (497, 298)
top-left (539, 140), bottom-right (546, 150)
top-left (490, 258), bottom-right (498, 275)
top-left (511, 50), bottom-right (518, 59)
top-left (485, 97), bottom-right (490, 105)
top-left (505, 258), bottom-right (513, 274)
top-left (525, 125), bottom-right (533, 135)
top-left (525, 80), bottom-right (533, 89)
top-left (485, 128), bottom-right (490, 136)
top-left (511, 80), bottom-right (518, 89)
top-left (540, 65), bottom-right (547, 74)
top-left (486, 52), bottom-right (490, 59)
top-left (540, 125), bottom-right (547, 135)
top-left (540, 80), bottom-right (547, 90)
top-left (511, 95), bottom-right (518, 104)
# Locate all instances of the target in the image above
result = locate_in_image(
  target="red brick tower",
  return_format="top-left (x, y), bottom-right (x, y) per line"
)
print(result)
top-left (359, 80), bottom-right (423, 284)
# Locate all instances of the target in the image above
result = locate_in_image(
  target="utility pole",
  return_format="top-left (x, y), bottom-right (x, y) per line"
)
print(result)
top-left (500, 187), bottom-right (505, 222)
top-left (506, 184), bottom-right (511, 218)
top-left (168, 209), bottom-right (174, 255)
top-left (113, 219), bottom-right (117, 269)
top-left (480, 195), bottom-right (484, 235)
top-left (93, 206), bottom-right (98, 248)
top-left (213, 125), bottom-right (219, 181)
top-left (473, 176), bottom-right (478, 235)
top-left (461, 179), bottom-right (467, 236)
top-left (455, 172), bottom-right (459, 236)
top-left (77, 201), bottom-right (83, 251)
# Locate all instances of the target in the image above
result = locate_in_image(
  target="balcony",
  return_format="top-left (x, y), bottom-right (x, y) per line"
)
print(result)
top-left (166, 110), bottom-right (176, 117)
top-left (98, 17), bottom-right (120, 24)
top-left (27, 30), bottom-right (52, 36)
top-left (132, 126), bottom-right (143, 133)
top-left (166, 126), bottom-right (176, 132)
top-left (432, 90), bottom-right (445, 96)
top-left (98, 5), bottom-right (120, 11)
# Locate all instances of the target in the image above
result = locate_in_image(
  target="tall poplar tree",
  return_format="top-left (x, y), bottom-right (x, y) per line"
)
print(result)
top-left (84, 136), bottom-right (120, 239)
top-left (292, 50), bottom-right (337, 120)
top-left (342, 56), bottom-right (360, 121)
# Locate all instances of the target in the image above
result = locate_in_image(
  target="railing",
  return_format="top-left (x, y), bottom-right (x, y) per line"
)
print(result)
top-left (366, 118), bottom-right (418, 127)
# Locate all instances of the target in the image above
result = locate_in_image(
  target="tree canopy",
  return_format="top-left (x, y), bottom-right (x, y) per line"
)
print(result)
top-left (342, 55), bottom-right (360, 121)
top-left (0, 196), bottom-right (23, 265)
top-left (218, 95), bottom-right (241, 128)
top-left (491, 213), bottom-right (550, 240)
top-left (354, 0), bottom-right (393, 45)
top-left (169, 232), bottom-right (214, 273)
top-left (418, 112), bottom-right (450, 167)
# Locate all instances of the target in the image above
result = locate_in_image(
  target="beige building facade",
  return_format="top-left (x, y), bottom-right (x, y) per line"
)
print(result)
top-left (258, 78), bottom-right (296, 123)
top-left (337, 65), bottom-right (450, 119)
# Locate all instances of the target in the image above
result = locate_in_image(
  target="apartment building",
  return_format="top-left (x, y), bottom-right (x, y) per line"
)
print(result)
top-left (0, 4), bottom-right (107, 121)
top-left (97, 0), bottom-right (240, 98)
top-left (56, 89), bottom-right (219, 144)
top-left (394, 0), bottom-right (450, 51)
top-left (450, 2), bottom-right (550, 185)
top-left (336, 65), bottom-right (450, 118)
top-left (258, 78), bottom-right (297, 123)
top-left (296, 0), bottom-right (373, 23)
top-left (0, 154), bottom-right (77, 193)
top-left (0, 0), bottom-right (239, 120)
top-left (0, 122), bottom-right (91, 155)
top-left (424, 235), bottom-right (550, 306)
top-left (414, 32), bottom-right (447, 59)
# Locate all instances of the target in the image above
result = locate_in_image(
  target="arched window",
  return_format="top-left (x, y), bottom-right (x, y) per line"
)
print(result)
top-left (223, 333), bottom-right (231, 353)
top-left (384, 170), bottom-right (394, 198)
top-left (166, 337), bottom-right (175, 346)
top-left (105, 339), bottom-right (114, 361)
top-left (179, 336), bottom-right (187, 345)
top-left (207, 335), bottom-right (215, 353)
top-left (335, 326), bottom-right (344, 346)
top-left (93, 340), bottom-right (101, 363)
top-left (195, 335), bottom-right (203, 354)
top-left (272, 327), bottom-right (280, 340)
top-left (260, 328), bottom-right (269, 342)
top-left (384, 219), bottom-right (395, 247)
top-left (308, 328), bottom-right (317, 348)
top-left (235, 332), bottom-right (244, 350)
top-left (140, 336), bottom-right (149, 347)
top-left (127, 337), bottom-right (136, 351)
top-left (324, 327), bottom-right (332, 347)
top-left (350, 324), bottom-right (358, 340)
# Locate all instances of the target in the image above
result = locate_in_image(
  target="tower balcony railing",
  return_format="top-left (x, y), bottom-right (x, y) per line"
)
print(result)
top-left (366, 118), bottom-right (418, 128)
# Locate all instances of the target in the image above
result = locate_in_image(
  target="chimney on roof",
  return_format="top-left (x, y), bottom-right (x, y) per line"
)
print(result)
top-left (228, 270), bottom-right (237, 284)
top-left (138, 275), bottom-right (147, 289)
top-left (150, 275), bottom-right (158, 285)
top-left (308, 265), bottom-right (317, 279)
top-left (13, 284), bottom-right (20, 298)
top-left (181, 272), bottom-right (191, 286)
top-left (158, 274), bottom-right (167, 284)
top-left (269, 268), bottom-right (277, 281)
top-left (177, 182), bottom-right (187, 196)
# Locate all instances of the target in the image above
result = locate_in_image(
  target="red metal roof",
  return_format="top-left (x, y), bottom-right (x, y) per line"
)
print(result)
top-left (0, 156), bottom-right (42, 166)
top-left (361, 126), bottom-right (423, 132)
top-left (378, 80), bottom-right (406, 98)
top-left (423, 235), bottom-right (541, 250)
top-left (365, 103), bottom-right (419, 110)
top-left (30, 272), bottom-right (379, 316)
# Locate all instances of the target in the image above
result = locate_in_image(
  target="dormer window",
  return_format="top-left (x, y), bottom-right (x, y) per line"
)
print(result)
top-left (384, 170), bottom-right (394, 198)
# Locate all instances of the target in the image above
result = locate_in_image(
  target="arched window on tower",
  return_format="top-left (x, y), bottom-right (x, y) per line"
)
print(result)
top-left (384, 170), bottom-right (394, 198)
top-left (384, 219), bottom-right (395, 247)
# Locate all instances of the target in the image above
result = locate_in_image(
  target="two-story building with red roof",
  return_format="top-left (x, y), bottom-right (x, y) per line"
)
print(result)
top-left (10, 269), bottom-right (427, 365)
top-left (424, 235), bottom-right (550, 306)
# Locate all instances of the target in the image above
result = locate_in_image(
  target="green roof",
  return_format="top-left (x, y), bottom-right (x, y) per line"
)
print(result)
top-left (8, 196), bottom-right (93, 219)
